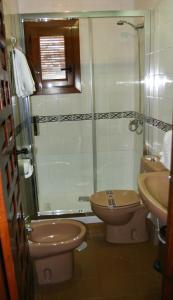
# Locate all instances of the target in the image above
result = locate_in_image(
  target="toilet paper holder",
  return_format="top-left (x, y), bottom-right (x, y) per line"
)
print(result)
top-left (18, 158), bottom-right (33, 178)
top-left (16, 147), bottom-right (29, 155)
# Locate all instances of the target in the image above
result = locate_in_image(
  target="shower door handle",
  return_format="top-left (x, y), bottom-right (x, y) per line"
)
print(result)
top-left (32, 116), bottom-right (40, 136)
top-left (16, 148), bottom-right (29, 155)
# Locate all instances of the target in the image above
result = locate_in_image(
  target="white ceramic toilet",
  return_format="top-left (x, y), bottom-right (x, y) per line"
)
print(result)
top-left (90, 156), bottom-right (167, 244)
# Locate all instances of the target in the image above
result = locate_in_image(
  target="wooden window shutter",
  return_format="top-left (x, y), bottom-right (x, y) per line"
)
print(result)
top-left (40, 35), bottom-right (66, 80)
top-left (24, 19), bottom-right (81, 95)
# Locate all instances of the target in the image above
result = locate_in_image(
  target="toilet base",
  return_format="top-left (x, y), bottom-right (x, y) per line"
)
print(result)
top-left (106, 206), bottom-right (149, 244)
top-left (34, 251), bottom-right (74, 285)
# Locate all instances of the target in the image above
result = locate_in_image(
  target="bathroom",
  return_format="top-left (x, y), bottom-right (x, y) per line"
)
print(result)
top-left (0, 0), bottom-right (173, 299)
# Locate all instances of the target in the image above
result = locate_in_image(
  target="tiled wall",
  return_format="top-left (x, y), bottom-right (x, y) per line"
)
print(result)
top-left (91, 17), bottom-right (142, 192)
top-left (6, 0), bottom-right (173, 214)
top-left (31, 17), bottom-right (144, 212)
top-left (145, 0), bottom-right (173, 155)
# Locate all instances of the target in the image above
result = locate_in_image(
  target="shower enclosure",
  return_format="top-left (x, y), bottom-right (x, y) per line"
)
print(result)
top-left (20, 11), bottom-right (149, 216)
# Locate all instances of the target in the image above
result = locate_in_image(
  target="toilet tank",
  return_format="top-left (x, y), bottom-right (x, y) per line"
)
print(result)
top-left (140, 155), bottom-right (168, 173)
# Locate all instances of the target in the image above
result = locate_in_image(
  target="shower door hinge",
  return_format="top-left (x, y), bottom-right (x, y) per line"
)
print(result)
top-left (78, 196), bottom-right (90, 202)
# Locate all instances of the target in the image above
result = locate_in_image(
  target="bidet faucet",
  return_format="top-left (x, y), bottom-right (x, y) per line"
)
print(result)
top-left (24, 215), bottom-right (33, 233)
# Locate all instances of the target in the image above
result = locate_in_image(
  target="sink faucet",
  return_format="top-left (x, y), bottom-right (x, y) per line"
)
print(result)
top-left (24, 215), bottom-right (33, 233)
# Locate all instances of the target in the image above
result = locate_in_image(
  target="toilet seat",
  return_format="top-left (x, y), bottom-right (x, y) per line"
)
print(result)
top-left (90, 190), bottom-right (141, 208)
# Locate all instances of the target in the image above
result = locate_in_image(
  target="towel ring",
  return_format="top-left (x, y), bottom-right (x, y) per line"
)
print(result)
top-left (10, 36), bottom-right (17, 49)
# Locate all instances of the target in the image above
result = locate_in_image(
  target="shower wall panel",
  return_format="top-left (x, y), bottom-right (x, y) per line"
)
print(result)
top-left (91, 18), bottom-right (140, 191)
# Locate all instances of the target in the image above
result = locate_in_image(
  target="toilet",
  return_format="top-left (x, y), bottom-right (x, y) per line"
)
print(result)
top-left (90, 156), bottom-right (167, 244)
top-left (28, 219), bottom-right (86, 284)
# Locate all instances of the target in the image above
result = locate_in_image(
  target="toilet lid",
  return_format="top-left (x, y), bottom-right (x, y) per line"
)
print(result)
top-left (90, 190), bottom-right (140, 208)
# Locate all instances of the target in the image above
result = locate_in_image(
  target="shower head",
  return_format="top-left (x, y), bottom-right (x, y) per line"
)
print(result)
top-left (116, 20), bottom-right (144, 30)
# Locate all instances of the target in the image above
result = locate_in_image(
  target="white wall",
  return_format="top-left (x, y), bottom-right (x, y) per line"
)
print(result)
top-left (145, 0), bottom-right (173, 155)
top-left (3, 0), bottom-right (21, 47)
top-left (3, 0), bottom-right (19, 14)
top-left (2, 0), bottom-right (21, 127)
top-left (17, 0), bottom-right (156, 14)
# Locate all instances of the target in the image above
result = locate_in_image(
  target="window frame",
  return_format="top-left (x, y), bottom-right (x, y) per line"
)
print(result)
top-left (24, 19), bottom-right (81, 95)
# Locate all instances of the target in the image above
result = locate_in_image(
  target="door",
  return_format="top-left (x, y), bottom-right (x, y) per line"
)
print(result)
top-left (0, 244), bottom-right (9, 300)
top-left (162, 131), bottom-right (173, 299)
top-left (0, 1), bottom-right (32, 299)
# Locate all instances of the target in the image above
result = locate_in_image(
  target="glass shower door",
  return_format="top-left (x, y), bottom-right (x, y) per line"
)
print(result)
top-left (34, 118), bottom-right (94, 213)
top-left (32, 18), bottom-right (94, 214)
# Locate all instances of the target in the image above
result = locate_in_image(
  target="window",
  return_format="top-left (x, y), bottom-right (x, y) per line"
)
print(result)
top-left (40, 35), bottom-right (66, 80)
top-left (24, 19), bottom-right (81, 94)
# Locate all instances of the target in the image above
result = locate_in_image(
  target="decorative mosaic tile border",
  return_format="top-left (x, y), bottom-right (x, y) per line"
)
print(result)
top-left (35, 111), bottom-right (136, 123)
top-left (33, 111), bottom-right (172, 132)
top-left (135, 113), bottom-right (172, 131)
top-left (145, 116), bottom-right (172, 132)
top-left (15, 111), bottom-right (172, 136)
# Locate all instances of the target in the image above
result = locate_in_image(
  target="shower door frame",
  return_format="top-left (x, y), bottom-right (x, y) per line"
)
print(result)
top-left (19, 9), bottom-right (151, 217)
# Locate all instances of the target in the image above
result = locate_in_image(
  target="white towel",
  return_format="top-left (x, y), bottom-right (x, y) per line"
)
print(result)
top-left (12, 48), bottom-right (36, 97)
top-left (160, 130), bottom-right (172, 170)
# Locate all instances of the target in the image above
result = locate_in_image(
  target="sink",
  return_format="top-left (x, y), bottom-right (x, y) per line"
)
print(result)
top-left (138, 171), bottom-right (170, 223)
top-left (140, 155), bottom-right (167, 172)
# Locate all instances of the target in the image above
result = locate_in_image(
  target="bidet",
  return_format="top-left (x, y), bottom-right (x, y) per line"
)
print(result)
top-left (28, 219), bottom-right (86, 284)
